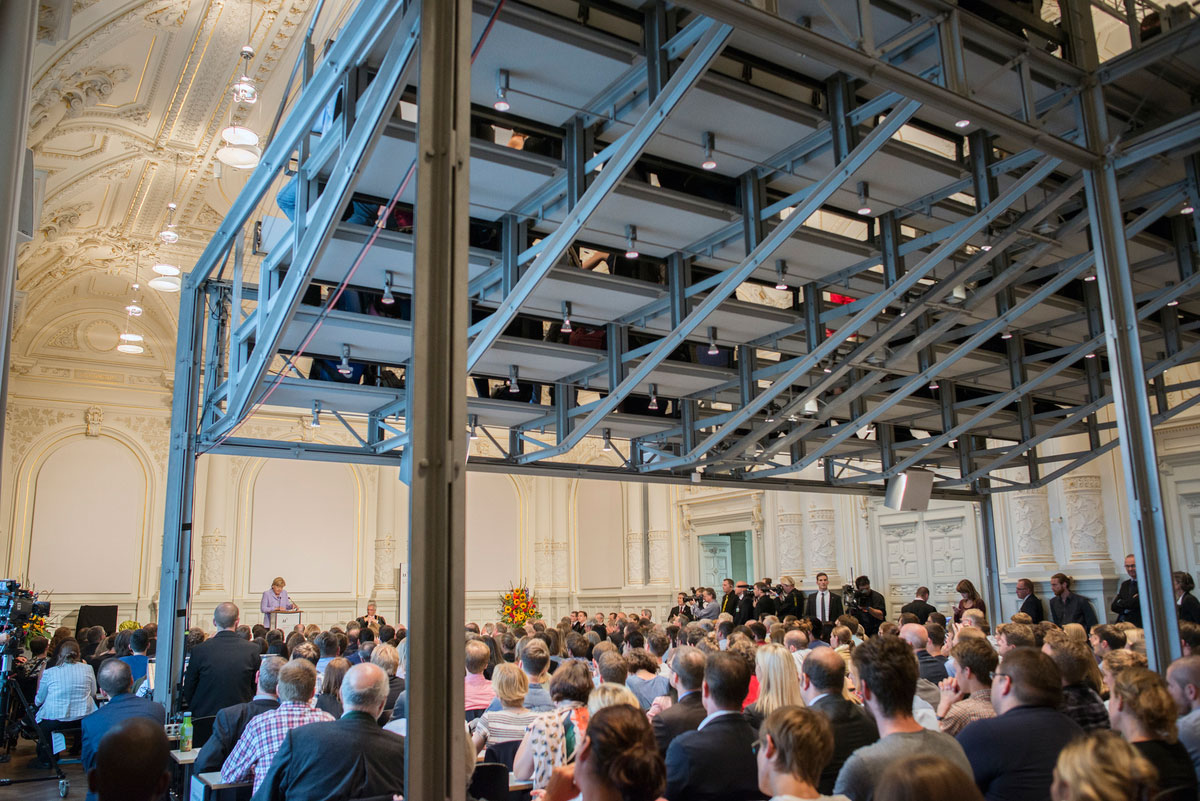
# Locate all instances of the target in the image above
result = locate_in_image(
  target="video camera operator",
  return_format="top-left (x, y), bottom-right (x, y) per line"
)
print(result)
top-left (843, 575), bottom-right (886, 637)
top-left (752, 582), bottom-right (777, 620)
top-left (669, 592), bottom-right (694, 623)
top-left (775, 576), bottom-right (804, 619)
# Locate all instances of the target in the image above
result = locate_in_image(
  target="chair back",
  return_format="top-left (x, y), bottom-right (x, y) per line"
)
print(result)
top-left (465, 708), bottom-right (485, 723)
top-left (483, 738), bottom-right (521, 770)
top-left (468, 762), bottom-right (509, 801)
top-left (191, 715), bottom-right (217, 749)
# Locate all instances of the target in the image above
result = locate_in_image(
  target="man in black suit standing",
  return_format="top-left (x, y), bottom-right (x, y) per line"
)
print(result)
top-left (1016, 578), bottom-right (1046, 624)
top-left (652, 646), bottom-right (707, 755)
top-left (1111, 554), bottom-right (1142, 626)
top-left (668, 593), bottom-right (693, 623)
top-left (900, 587), bottom-right (937, 624)
top-left (719, 578), bottom-right (737, 617)
top-left (732, 582), bottom-right (755, 625)
top-left (776, 576), bottom-right (805, 619)
top-left (664, 652), bottom-right (766, 801)
top-left (799, 647), bottom-right (879, 794)
top-left (252, 662), bottom-right (406, 801)
top-left (193, 656), bottom-right (284, 773)
top-left (183, 602), bottom-right (263, 718)
top-left (804, 572), bottom-right (843, 626)
top-left (752, 582), bottom-right (777, 620)
top-left (81, 661), bottom-right (166, 801)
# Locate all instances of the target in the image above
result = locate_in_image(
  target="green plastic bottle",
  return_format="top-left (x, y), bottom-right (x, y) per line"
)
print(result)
top-left (180, 712), bottom-right (193, 751)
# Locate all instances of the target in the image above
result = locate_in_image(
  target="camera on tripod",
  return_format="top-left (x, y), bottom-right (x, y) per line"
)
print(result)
top-left (842, 583), bottom-right (872, 612)
top-left (0, 580), bottom-right (51, 650)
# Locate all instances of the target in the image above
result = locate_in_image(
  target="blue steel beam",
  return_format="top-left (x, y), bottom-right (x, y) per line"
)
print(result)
top-left (465, 19), bottom-right (732, 371)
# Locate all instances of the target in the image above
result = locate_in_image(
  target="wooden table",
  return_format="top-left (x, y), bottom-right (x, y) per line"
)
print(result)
top-left (171, 748), bottom-right (201, 799)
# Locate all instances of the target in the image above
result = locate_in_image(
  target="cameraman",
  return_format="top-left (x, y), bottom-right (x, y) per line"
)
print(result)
top-left (776, 576), bottom-right (804, 619)
top-left (847, 575), bottom-right (887, 637)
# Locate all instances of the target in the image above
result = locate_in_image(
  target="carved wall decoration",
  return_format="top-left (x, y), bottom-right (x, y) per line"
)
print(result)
top-left (38, 202), bottom-right (93, 240)
top-left (83, 406), bottom-right (102, 437)
top-left (46, 324), bottom-right (78, 349)
top-left (776, 512), bottom-right (804, 578)
top-left (648, 529), bottom-right (670, 585)
top-left (111, 414), bottom-right (169, 468)
top-left (805, 504), bottom-right (837, 574)
top-left (1010, 486), bottom-right (1055, 564)
top-left (373, 534), bottom-right (394, 590)
top-left (199, 528), bottom-right (226, 590)
top-left (626, 531), bottom-right (644, 586)
top-left (1062, 474), bottom-right (1108, 561)
top-left (4, 406), bottom-right (72, 468)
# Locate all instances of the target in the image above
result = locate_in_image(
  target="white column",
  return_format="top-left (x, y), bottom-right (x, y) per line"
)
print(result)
top-left (1009, 485), bottom-right (1056, 564)
top-left (805, 500), bottom-right (837, 578)
top-left (1062, 474), bottom-right (1109, 562)
top-left (198, 457), bottom-right (227, 591)
top-left (647, 485), bottom-right (671, 586)
top-left (776, 492), bottom-right (805, 580)
top-left (626, 483), bottom-right (645, 586)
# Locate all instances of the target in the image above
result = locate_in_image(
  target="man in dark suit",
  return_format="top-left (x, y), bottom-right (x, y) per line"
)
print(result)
top-left (718, 578), bottom-right (737, 617)
top-left (354, 600), bottom-right (386, 629)
top-left (664, 651), bottom-right (766, 801)
top-left (900, 587), bottom-right (937, 624)
top-left (799, 647), bottom-right (878, 794)
top-left (81, 660), bottom-right (166, 801)
top-left (804, 572), bottom-right (844, 625)
top-left (1111, 554), bottom-right (1142, 626)
top-left (1017, 577), bottom-right (1046, 623)
top-left (652, 646), bottom-right (707, 755)
top-left (900, 623), bottom-right (949, 684)
top-left (752, 582), bottom-right (777, 620)
top-left (193, 656), bottom-right (284, 773)
top-left (776, 576), bottom-right (805, 619)
top-left (252, 663), bottom-right (406, 801)
top-left (668, 593), bottom-right (693, 623)
top-left (732, 582), bottom-right (755, 625)
top-left (86, 717), bottom-right (171, 801)
top-left (183, 602), bottom-right (264, 718)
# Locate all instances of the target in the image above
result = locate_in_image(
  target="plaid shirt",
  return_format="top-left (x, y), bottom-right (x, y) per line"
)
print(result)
top-left (1061, 684), bottom-right (1110, 732)
top-left (221, 702), bottom-right (334, 792)
top-left (939, 688), bottom-right (995, 736)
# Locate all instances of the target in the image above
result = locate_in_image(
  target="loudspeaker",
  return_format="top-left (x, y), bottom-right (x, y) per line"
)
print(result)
top-left (884, 469), bottom-right (934, 511)
top-left (76, 605), bottom-right (119, 636)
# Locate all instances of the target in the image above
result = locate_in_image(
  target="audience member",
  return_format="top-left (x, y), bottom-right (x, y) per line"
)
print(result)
top-left (665, 651), bottom-right (765, 801)
top-left (755, 706), bottom-right (846, 801)
top-left (1049, 574), bottom-right (1098, 629)
top-left (875, 754), bottom-right (984, 801)
top-left (800, 647), bottom-right (879, 794)
top-left (472, 662), bottom-right (537, 752)
top-left (956, 647), bottom-right (1083, 801)
top-left (465, 638), bottom-right (496, 715)
top-left (33, 638), bottom-right (96, 765)
top-left (833, 634), bottom-right (970, 801)
top-left (1016, 578), bottom-right (1046, 624)
top-left (744, 643), bottom-right (803, 730)
top-left (652, 646), bottom-right (707, 755)
top-left (183, 602), bottom-right (262, 717)
top-left (995, 622), bottom-right (1035, 657)
top-left (538, 704), bottom-right (666, 801)
top-left (1108, 666), bottom-right (1198, 799)
top-left (1175, 571), bottom-right (1200, 624)
top-left (80, 660), bottom-right (165, 801)
top-left (117, 629), bottom-right (150, 683)
top-left (1166, 654), bottom-right (1200, 776)
top-left (85, 717), bottom-right (171, 801)
top-left (900, 623), bottom-right (948, 684)
top-left (953, 580), bottom-right (987, 625)
top-left (596, 651), bottom-right (628, 685)
top-left (935, 637), bottom-right (997, 736)
top-left (252, 662), bottom-right (405, 799)
top-left (1043, 633), bottom-right (1109, 731)
top-left (1099, 648), bottom-right (1146, 698)
top-left (901, 587), bottom-right (937, 624)
top-left (625, 647), bottom-right (670, 710)
top-left (587, 682), bottom-right (640, 714)
top-left (370, 643), bottom-right (404, 724)
top-left (486, 639), bottom-right (554, 713)
top-left (1089, 624), bottom-right (1126, 660)
top-left (194, 656), bottom-right (284, 773)
top-left (514, 660), bottom-right (593, 789)
top-left (1050, 730), bottom-right (1156, 801)
top-left (314, 657), bottom-right (350, 718)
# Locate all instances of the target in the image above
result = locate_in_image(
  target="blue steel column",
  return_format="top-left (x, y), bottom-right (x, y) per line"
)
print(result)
top-left (1065, 0), bottom-right (1178, 669)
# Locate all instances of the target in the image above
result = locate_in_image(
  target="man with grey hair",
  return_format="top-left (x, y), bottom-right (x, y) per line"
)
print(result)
top-left (183, 602), bottom-right (262, 717)
top-left (221, 659), bottom-right (332, 793)
top-left (194, 656), bottom-right (284, 773)
top-left (252, 663), bottom-right (406, 800)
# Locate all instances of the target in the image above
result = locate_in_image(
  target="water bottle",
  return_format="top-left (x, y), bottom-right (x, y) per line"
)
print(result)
top-left (180, 712), bottom-right (193, 751)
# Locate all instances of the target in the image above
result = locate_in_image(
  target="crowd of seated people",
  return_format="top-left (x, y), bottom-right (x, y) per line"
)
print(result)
top-left (22, 570), bottom-right (1200, 801)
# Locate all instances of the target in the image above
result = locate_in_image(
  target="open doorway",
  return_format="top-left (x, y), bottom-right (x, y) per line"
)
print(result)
top-left (697, 531), bottom-right (755, 588)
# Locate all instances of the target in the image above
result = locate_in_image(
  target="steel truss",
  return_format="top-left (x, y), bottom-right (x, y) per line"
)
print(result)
top-left (156, 0), bottom-right (1200, 756)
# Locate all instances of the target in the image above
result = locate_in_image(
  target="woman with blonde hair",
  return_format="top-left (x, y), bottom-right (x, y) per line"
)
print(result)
top-left (830, 626), bottom-right (854, 667)
top-left (472, 662), bottom-right (537, 752)
top-left (1063, 622), bottom-right (1088, 644)
top-left (1100, 649), bottom-right (1147, 698)
top-left (587, 682), bottom-right (639, 715)
top-left (1051, 730), bottom-right (1157, 801)
top-left (1109, 667), bottom-right (1197, 798)
top-left (744, 643), bottom-right (804, 730)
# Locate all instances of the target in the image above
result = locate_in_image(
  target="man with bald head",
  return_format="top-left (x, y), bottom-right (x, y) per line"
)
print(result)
top-left (900, 623), bottom-right (948, 684)
top-left (1166, 655), bottom-right (1200, 775)
top-left (87, 717), bottom-right (171, 801)
top-left (800, 647), bottom-right (879, 795)
top-left (81, 660), bottom-right (166, 801)
top-left (183, 602), bottom-right (263, 717)
top-left (252, 662), bottom-right (406, 800)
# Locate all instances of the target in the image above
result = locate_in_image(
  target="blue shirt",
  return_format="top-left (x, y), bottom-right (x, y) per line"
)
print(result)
top-left (118, 654), bottom-right (149, 681)
top-left (485, 680), bottom-right (554, 713)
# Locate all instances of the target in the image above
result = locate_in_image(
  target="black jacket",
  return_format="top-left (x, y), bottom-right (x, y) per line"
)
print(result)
top-left (652, 690), bottom-right (706, 755)
top-left (805, 590), bottom-right (844, 623)
top-left (664, 712), bottom-right (766, 801)
top-left (1111, 579), bottom-right (1141, 626)
top-left (182, 630), bottom-right (263, 717)
top-left (809, 693), bottom-right (879, 795)
top-left (193, 696), bottom-right (281, 773)
top-left (1180, 592), bottom-right (1200, 625)
top-left (901, 598), bottom-right (937, 624)
top-left (732, 594), bottom-right (755, 625)
top-left (776, 589), bottom-right (805, 619)
top-left (752, 594), bottom-right (777, 620)
top-left (1050, 592), bottom-right (1097, 629)
top-left (719, 592), bottom-right (737, 617)
top-left (81, 693), bottom-right (166, 801)
top-left (1019, 593), bottom-right (1046, 624)
top-left (252, 711), bottom-right (406, 801)
top-left (668, 605), bottom-right (693, 622)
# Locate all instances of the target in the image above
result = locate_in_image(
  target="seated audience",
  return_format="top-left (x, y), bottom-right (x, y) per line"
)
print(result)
top-left (1050, 731), bottom-right (1158, 801)
top-left (370, 643), bottom-right (405, 724)
top-left (652, 645), bottom-right (707, 755)
top-left (514, 660), bottom-right (593, 789)
top-left (833, 634), bottom-right (970, 801)
top-left (755, 706), bottom-right (846, 801)
top-left (1099, 648), bottom-right (1146, 698)
top-left (596, 651), bottom-right (629, 685)
top-left (1089, 624), bottom-right (1126, 660)
top-left (464, 638), bottom-right (495, 715)
top-left (472, 662), bottom-right (538, 752)
top-left (221, 659), bottom-right (333, 793)
top-left (81, 660), bottom-right (165, 801)
top-left (117, 629), bottom-right (150, 683)
top-left (1166, 654), bottom-right (1200, 776)
top-left (664, 651), bottom-right (766, 801)
top-left (587, 682), bottom-right (640, 714)
top-left (900, 623), bottom-right (948, 685)
top-left (34, 638), bottom-right (96, 765)
top-left (193, 656), bottom-right (284, 773)
top-left (624, 647), bottom-right (670, 710)
top-left (800, 647), bottom-right (878, 794)
top-left (995, 622), bottom-right (1035, 657)
top-left (956, 647), bottom-right (1084, 801)
top-left (935, 636), bottom-right (997, 736)
top-left (744, 643), bottom-right (803, 731)
top-left (538, 704), bottom-right (666, 801)
top-left (85, 717), bottom-right (171, 801)
top-left (314, 656), bottom-right (350, 718)
top-left (876, 754), bottom-right (984, 801)
top-left (1042, 632), bottom-right (1108, 731)
top-left (486, 639), bottom-right (554, 713)
top-left (251, 663), bottom-right (406, 800)
top-left (1108, 666), bottom-right (1198, 800)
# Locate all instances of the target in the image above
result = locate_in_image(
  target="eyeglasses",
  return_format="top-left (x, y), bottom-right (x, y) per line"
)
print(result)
top-left (990, 671), bottom-right (1011, 683)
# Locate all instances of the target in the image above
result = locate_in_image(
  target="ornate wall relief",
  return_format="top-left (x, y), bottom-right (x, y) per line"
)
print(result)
top-left (776, 512), bottom-right (804, 579)
top-left (373, 533), bottom-right (394, 590)
top-left (1062, 474), bottom-right (1108, 561)
top-left (805, 503), bottom-right (837, 575)
top-left (626, 531), bottom-right (644, 586)
top-left (199, 528), bottom-right (225, 590)
top-left (648, 529), bottom-right (670, 586)
top-left (1010, 486), bottom-right (1055, 564)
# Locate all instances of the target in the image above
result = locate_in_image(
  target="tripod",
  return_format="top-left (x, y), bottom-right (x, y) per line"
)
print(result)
top-left (0, 646), bottom-right (69, 797)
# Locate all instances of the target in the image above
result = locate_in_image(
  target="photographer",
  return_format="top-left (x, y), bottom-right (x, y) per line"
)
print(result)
top-left (845, 576), bottom-right (887, 637)
top-left (752, 582), bottom-right (777, 620)
top-left (776, 577), bottom-right (804, 619)
top-left (669, 592), bottom-right (693, 623)
top-left (694, 589), bottom-right (719, 621)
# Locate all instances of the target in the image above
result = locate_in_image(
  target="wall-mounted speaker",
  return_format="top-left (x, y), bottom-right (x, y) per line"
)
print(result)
top-left (884, 468), bottom-right (934, 512)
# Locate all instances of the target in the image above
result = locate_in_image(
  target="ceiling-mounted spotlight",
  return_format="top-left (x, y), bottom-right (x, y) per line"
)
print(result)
top-left (822, 361), bottom-right (832, 374)
top-left (311, 400), bottom-right (322, 428)
top-left (494, 69), bottom-right (511, 112)
top-left (946, 284), bottom-right (967, 305)
top-left (765, 405), bottom-right (776, 423)
top-left (928, 380), bottom-right (939, 390)
top-left (1183, 202), bottom-right (1195, 215)
top-left (803, 397), bottom-right (819, 415)
top-left (856, 181), bottom-right (872, 216)
top-left (700, 131), bottom-right (717, 170)
top-left (624, 224), bottom-right (639, 259)
top-left (381, 271), bottom-right (396, 305)
top-left (774, 259), bottom-right (788, 291)
top-left (648, 383), bottom-right (659, 411)
top-left (1084, 271), bottom-right (1097, 282)
top-left (508, 364), bottom-right (520, 393)
top-left (468, 414), bottom-right (480, 440)
top-left (337, 344), bottom-right (354, 376)
top-left (560, 301), bottom-right (573, 334)
top-left (980, 243), bottom-right (992, 252)
top-left (602, 428), bottom-right (613, 452)
top-left (1085, 352), bottom-right (1097, 359)
top-left (954, 118), bottom-right (971, 129)
top-left (1000, 328), bottom-right (1013, 340)
top-left (1168, 297), bottom-right (1180, 307)
top-left (706, 326), bottom-right (719, 356)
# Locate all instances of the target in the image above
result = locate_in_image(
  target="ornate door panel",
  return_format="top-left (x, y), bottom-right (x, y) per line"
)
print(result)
top-left (698, 537), bottom-right (732, 589)
top-left (872, 501), bottom-right (979, 618)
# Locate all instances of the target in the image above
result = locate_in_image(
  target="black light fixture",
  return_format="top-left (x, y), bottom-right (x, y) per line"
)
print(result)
top-left (856, 181), bottom-right (872, 216)
top-left (624, 225), bottom-right (639, 259)
top-left (774, 259), bottom-right (788, 291)
top-left (337, 344), bottom-right (353, 376)
top-left (311, 400), bottom-right (322, 427)
top-left (700, 131), bottom-right (717, 170)
top-left (494, 69), bottom-right (511, 112)
top-left (508, 364), bottom-right (520, 393)
top-left (648, 383), bottom-right (659, 411)
top-left (560, 301), bottom-right (573, 334)
top-left (707, 326), bottom-right (719, 356)
top-left (381, 270), bottom-right (395, 305)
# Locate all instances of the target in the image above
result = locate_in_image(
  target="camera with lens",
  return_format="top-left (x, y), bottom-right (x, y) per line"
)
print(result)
top-left (842, 583), bottom-right (873, 611)
top-left (0, 580), bottom-right (49, 653)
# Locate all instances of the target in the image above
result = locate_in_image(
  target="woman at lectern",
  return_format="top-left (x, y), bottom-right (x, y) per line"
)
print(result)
top-left (261, 576), bottom-right (298, 628)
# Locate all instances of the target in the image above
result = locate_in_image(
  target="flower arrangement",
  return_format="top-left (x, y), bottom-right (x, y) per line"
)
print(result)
top-left (499, 585), bottom-right (541, 627)
top-left (24, 612), bottom-right (48, 650)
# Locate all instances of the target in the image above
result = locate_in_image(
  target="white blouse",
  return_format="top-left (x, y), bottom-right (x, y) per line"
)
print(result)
top-left (34, 662), bottom-right (96, 722)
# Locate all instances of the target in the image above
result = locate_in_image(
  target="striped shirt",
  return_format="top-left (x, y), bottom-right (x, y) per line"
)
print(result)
top-left (474, 708), bottom-right (538, 747)
top-left (221, 701), bottom-right (334, 792)
top-left (939, 688), bottom-right (995, 736)
top-left (34, 662), bottom-right (96, 722)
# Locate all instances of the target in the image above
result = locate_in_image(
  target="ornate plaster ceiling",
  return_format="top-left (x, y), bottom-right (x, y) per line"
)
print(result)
top-left (14, 0), bottom-right (340, 382)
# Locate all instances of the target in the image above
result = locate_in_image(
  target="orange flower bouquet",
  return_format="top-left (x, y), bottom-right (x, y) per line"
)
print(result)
top-left (499, 585), bottom-right (541, 627)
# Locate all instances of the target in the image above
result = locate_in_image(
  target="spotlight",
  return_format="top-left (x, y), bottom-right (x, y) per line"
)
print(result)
top-left (624, 224), bottom-right (639, 259)
top-left (774, 259), bottom-right (788, 291)
top-left (381, 271), bottom-right (395, 305)
top-left (560, 301), bottom-right (573, 334)
top-left (311, 400), bottom-right (322, 428)
top-left (1183, 203), bottom-right (1195, 215)
top-left (823, 362), bottom-right (832, 374)
top-left (602, 428), bottom-right (613, 452)
top-left (954, 118), bottom-right (971, 129)
top-left (856, 181), bottom-right (871, 216)
top-left (707, 326), bottom-right (719, 356)
top-left (1084, 272), bottom-right (1097, 282)
top-left (494, 69), bottom-right (511, 112)
top-left (1000, 329), bottom-right (1013, 340)
top-left (946, 284), bottom-right (967, 305)
top-left (508, 364), bottom-right (520, 393)
top-left (803, 398), bottom-right (819, 415)
top-left (928, 380), bottom-right (939, 390)
top-left (765, 405), bottom-right (776, 423)
top-left (1085, 352), bottom-right (1097, 359)
top-left (337, 344), bottom-right (353, 376)
top-left (648, 383), bottom-right (659, 411)
top-left (980, 244), bottom-right (992, 252)
top-left (1168, 298), bottom-right (1180, 307)
top-left (700, 131), bottom-right (717, 170)
top-left (469, 414), bottom-right (480, 440)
